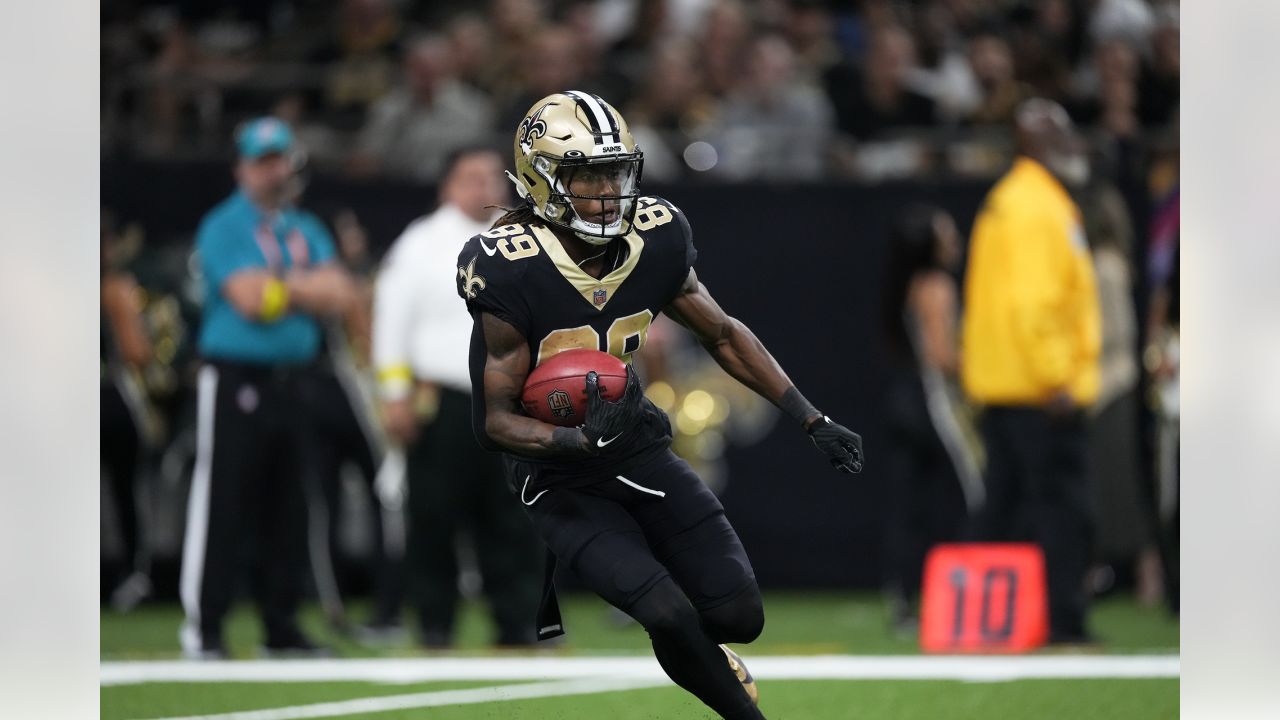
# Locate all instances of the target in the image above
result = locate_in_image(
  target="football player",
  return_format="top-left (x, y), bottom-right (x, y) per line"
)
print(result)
top-left (456, 91), bottom-right (863, 720)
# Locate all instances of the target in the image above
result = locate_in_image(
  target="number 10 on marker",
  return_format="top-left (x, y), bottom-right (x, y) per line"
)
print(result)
top-left (919, 543), bottom-right (1049, 653)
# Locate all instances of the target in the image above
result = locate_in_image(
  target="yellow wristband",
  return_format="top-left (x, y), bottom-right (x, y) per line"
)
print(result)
top-left (260, 278), bottom-right (289, 322)
top-left (378, 364), bottom-right (413, 400)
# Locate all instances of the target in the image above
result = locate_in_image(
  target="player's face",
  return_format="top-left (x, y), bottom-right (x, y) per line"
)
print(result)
top-left (563, 162), bottom-right (632, 227)
top-left (236, 152), bottom-right (294, 207)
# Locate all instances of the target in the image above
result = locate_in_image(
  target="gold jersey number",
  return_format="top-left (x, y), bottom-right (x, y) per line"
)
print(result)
top-left (633, 197), bottom-right (674, 232)
top-left (536, 310), bottom-right (654, 366)
top-left (482, 224), bottom-right (541, 261)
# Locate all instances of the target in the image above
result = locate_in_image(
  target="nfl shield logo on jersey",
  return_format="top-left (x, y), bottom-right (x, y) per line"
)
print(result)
top-left (547, 389), bottom-right (575, 419)
top-left (593, 288), bottom-right (608, 306)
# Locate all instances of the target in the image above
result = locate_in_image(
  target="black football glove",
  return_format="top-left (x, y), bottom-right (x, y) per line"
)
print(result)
top-left (581, 365), bottom-right (645, 453)
top-left (808, 416), bottom-right (864, 474)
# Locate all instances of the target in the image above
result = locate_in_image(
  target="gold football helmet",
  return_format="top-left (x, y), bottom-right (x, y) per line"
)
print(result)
top-left (509, 91), bottom-right (643, 245)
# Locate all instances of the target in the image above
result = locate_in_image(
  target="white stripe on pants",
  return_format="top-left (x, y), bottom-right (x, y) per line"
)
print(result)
top-left (179, 365), bottom-right (218, 654)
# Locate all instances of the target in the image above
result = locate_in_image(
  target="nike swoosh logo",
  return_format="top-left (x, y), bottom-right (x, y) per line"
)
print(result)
top-left (478, 239), bottom-right (498, 256)
top-left (597, 433), bottom-right (623, 448)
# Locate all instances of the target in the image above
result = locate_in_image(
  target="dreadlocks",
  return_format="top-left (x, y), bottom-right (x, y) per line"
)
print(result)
top-left (490, 199), bottom-right (540, 229)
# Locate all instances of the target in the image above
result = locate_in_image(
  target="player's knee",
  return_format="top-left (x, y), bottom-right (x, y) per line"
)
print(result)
top-left (628, 578), bottom-right (701, 639)
top-left (700, 586), bottom-right (765, 644)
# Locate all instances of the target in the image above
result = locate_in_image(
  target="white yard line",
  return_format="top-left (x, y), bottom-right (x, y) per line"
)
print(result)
top-left (130, 677), bottom-right (669, 720)
top-left (102, 654), bottom-right (1179, 687)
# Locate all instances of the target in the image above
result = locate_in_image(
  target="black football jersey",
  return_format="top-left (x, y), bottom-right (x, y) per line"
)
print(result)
top-left (456, 196), bottom-right (697, 489)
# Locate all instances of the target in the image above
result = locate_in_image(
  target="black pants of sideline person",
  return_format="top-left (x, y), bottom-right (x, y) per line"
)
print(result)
top-left (102, 381), bottom-right (145, 592)
top-left (881, 369), bottom-right (968, 623)
top-left (968, 405), bottom-right (1094, 641)
top-left (304, 369), bottom-right (405, 630)
top-left (179, 360), bottom-right (313, 656)
top-left (407, 387), bottom-right (541, 647)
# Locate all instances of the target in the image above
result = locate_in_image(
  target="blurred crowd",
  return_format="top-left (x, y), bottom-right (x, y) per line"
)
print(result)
top-left (102, 0), bottom-right (1179, 181)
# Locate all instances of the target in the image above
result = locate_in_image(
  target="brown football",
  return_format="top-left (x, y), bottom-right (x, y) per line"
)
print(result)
top-left (521, 348), bottom-right (627, 427)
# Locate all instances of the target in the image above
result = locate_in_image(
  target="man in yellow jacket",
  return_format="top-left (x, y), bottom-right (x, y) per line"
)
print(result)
top-left (961, 99), bottom-right (1102, 644)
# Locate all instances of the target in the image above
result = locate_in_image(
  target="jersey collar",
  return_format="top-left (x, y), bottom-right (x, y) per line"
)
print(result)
top-left (529, 225), bottom-right (644, 311)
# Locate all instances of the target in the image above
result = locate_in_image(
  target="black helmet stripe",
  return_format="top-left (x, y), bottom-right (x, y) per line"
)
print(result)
top-left (564, 90), bottom-right (618, 146)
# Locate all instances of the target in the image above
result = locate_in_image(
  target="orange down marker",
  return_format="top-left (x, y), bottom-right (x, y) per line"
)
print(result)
top-left (919, 543), bottom-right (1049, 653)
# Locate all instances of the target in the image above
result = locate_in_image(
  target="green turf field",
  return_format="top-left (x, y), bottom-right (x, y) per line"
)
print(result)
top-left (101, 592), bottom-right (1179, 719)
top-left (101, 591), bottom-right (1178, 658)
top-left (103, 678), bottom-right (1179, 720)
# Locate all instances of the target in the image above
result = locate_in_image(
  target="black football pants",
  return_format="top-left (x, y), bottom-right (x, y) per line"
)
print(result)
top-left (303, 369), bottom-right (404, 628)
top-left (180, 361), bottom-right (311, 654)
top-left (881, 370), bottom-right (968, 611)
top-left (969, 406), bottom-right (1094, 638)
top-left (524, 450), bottom-right (766, 719)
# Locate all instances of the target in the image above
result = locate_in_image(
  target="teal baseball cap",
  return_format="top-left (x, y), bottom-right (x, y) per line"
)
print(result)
top-left (236, 117), bottom-right (295, 159)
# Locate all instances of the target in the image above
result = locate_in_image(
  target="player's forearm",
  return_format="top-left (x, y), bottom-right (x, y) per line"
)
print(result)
top-left (705, 318), bottom-right (795, 404)
top-left (710, 321), bottom-right (827, 429)
top-left (483, 411), bottom-right (590, 458)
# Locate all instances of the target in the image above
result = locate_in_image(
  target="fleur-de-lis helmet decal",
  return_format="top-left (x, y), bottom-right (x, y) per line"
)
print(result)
top-left (518, 103), bottom-right (549, 155)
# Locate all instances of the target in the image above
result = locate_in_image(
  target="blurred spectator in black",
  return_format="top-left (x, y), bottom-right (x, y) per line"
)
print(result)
top-left (1080, 182), bottom-right (1161, 606)
top-left (782, 0), bottom-right (841, 84)
top-left (825, 24), bottom-right (935, 141)
top-left (102, 213), bottom-right (156, 612)
top-left (271, 92), bottom-right (345, 170)
top-left (965, 28), bottom-right (1029, 126)
top-left (1138, 4), bottom-right (1178, 129)
top-left (485, 0), bottom-right (550, 104)
top-left (564, 1), bottom-right (614, 84)
top-left (625, 38), bottom-right (719, 181)
top-left (1007, 0), bottom-right (1081, 102)
top-left (447, 13), bottom-right (497, 94)
top-left (497, 27), bottom-right (587, 137)
top-left (961, 99), bottom-right (1101, 644)
top-left (141, 18), bottom-right (213, 156)
top-left (306, 0), bottom-right (405, 133)
top-left (606, 0), bottom-right (671, 99)
top-left (878, 205), bottom-right (980, 634)
top-left (1069, 38), bottom-right (1139, 131)
top-left (627, 38), bottom-right (718, 134)
top-left (712, 34), bottom-right (835, 180)
top-left (348, 35), bottom-right (495, 181)
top-left (829, 0), bottom-right (904, 64)
top-left (904, 0), bottom-right (982, 122)
top-left (700, 0), bottom-right (754, 99)
top-left (1143, 141), bottom-right (1178, 613)
top-left (1097, 63), bottom-right (1140, 146)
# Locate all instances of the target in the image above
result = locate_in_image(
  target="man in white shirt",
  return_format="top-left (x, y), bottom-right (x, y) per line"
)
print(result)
top-left (373, 147), bottom-right (541, 647)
